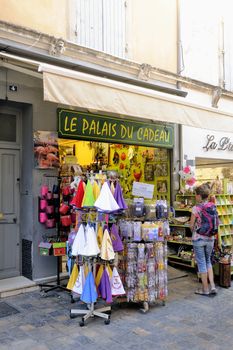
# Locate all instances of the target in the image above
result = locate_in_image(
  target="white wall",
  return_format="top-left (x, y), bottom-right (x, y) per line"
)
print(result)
top-left (182, 125), bottom-right (233, 164)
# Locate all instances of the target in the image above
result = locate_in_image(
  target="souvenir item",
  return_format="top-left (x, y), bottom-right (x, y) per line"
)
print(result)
top-left (72, 265), bottom-right (85, 295)
top-left (60, 215), bottom-right (72, 227)
top-left (100, 228), bottom-right (115, 261)
top-left (113, 182), bottom-right (128, 210)
top-left (92, 180), bottom-right (100, 200)
top-left (111, 267), bottom-right (125, 296)
top-left (110, 224), bottom-right (123, 252)
top-left (45, 218), bottom-right (56, 228)
top-left (72, 224), bottom-right (86, 256)
top-left (84, 224), bottom-right (100, 256)
top-left (41, 185), bottom-right (48, 198)
top-left (94, 182), bottom-right (120, 212)
top-left (82, 180), bottom-right (95, 207)
top-left (39, 212), bottom-right (47, 223)
top-left (98, 268), bottom-right (112, 303)
top-left (70, 180), bottom-right (85, 208)
top-left (67, 264), bottom-right (78, 290)
top-left (81, 271), bottom-right (98, 303)
top-left (40, 199), bottom-right (47, 211)
top-left (46, 205), bottom-right (54, 214)
top-left (59, 203), bottom-right (69, 215)
top-left (97, 226), bottom-right (104, 249)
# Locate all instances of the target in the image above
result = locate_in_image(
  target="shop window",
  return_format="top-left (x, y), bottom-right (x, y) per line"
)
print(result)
top-left (58, 139), bottom-right (171, 203)
top-left (75, 0), bottom-right (126, 58)
top-left (0, 113), bottom-right (16, 142)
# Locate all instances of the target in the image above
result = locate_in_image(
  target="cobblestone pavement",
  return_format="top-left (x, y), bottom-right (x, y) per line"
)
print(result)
top-left (0, 273), bottom-right (233, 350)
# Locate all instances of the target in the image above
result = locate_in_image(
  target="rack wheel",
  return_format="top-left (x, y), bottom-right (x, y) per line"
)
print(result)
top-left (70, 311), bottom-right (76, 319)
top-left (104, 318), bottom-right (110, 325)
top-left (70, 296), bottom-right (75, 303)
top-left (162, 300), bottom-right (166, 306)
top-left (79, 321), bottom-right (85, 327)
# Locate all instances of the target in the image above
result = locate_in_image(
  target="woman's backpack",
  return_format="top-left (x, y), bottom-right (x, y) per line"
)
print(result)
top-left (196, 202), bottom-right (219, 236)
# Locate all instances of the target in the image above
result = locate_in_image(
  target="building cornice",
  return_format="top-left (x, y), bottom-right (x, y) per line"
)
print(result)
top-left (1, 19), bottom-right (233, 102)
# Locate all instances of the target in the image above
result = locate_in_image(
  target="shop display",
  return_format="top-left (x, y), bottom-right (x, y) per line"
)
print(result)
top-left (68, 176), bottom-right (127, 326)
top-left (167, 194), bottom-right (195, 269)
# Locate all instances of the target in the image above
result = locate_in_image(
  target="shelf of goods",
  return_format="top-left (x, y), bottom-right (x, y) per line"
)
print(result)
top-left (215, 194), bottom-right (233, 275)
top-left (169, 193), bottom-right (233, 274)
top-left (167, 194), bottom-right (195, 269)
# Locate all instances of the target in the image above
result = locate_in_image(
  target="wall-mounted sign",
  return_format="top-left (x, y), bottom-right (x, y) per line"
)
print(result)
top-left (203, 135), bottom-right (233, 152)
top-left (57, 109), bottom-right (174, 148)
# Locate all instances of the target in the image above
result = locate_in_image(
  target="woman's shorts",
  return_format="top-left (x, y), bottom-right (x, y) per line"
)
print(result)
top-left (193, 239), bottom-right (214, 273)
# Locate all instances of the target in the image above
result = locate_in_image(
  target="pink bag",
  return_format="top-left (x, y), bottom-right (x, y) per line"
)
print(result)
top-left (39, 212), bottom-right (48, 223)
top-left (46, 205), bottom-right (54, 214)
top-left (41, 185), bottom-right (49, 198)
top-left (59, 203), bottom-right (69, 215)
top-left (46, 191), bottom-right (53, 200)
top-left (60, 215), bottom-right (72, 227)
top-left (46, 218), bottom-right (56, 228)
top-left (40, 199), bottom-right (47, 211)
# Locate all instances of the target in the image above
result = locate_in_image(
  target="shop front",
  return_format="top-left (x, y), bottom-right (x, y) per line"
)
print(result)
top-left (166, 125), bottom-right (233, 274)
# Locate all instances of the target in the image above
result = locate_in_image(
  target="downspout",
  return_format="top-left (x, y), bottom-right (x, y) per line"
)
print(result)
top-left (171, 0), bottom-right (183, 202)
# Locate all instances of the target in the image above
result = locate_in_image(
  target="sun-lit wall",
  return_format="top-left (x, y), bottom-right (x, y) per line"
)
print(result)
top-left (128, 0), bottom-right (177, 72)
top-left (0, 0), bottom-right (68, 38)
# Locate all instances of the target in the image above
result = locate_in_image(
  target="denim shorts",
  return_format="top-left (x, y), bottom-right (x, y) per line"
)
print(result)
top-left (193, 239), bottom-right (214, 273)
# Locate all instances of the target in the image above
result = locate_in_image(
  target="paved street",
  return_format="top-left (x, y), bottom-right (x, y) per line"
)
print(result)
top-left (0, 272), bottom-right (232, 350)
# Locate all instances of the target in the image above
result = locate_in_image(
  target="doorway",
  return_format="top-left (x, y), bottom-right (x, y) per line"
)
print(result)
top-left (0, 108), bottom-right (21, 279)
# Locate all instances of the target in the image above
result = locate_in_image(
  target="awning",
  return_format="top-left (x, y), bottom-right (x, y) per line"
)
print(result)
top-left (1, 51), bottom-right (232, 132)
top-left (39, 63), bottom-right (233, 132)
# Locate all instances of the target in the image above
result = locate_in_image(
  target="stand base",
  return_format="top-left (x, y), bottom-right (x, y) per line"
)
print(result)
top-left (39, 283), bottom-right (69, 294)
top-left (70, 304), bottom-right (111, 326)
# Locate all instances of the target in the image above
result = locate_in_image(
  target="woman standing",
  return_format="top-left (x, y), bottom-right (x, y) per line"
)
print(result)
top-left (190, 184), bottom-right (218, 296)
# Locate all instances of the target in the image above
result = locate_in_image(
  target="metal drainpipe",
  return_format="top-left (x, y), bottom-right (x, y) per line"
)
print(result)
top-left (171, 0), bottom-right (183, 203)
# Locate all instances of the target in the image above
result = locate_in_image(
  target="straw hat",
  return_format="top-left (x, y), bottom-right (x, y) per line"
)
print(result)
top-left (100, 228), bottom-right (115, 261)
top-left (111, 267), bottom-right (125, 296)
top-left (94, 182), bottom-right (120, 212)
top-left (81, 271), bottom-right (98, 303)
top-left (72, 265), bottom-right (85, 295)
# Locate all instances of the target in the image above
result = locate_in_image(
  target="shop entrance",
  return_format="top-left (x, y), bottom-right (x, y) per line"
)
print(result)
top-left (0, 109), bottom-right (21, 279)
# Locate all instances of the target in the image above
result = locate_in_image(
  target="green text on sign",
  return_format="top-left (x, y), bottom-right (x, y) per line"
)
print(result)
top-left (57, 109), bottom-right (174, 148)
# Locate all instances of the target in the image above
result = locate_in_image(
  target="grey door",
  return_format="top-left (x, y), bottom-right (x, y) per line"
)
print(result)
top-left (0, 109), bottom-right (21, 279)
top-left (0, 149), bottom-right (20, 279)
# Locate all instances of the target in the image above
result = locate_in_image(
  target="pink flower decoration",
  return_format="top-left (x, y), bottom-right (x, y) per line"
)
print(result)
top-left (183, 166), bottom-right (191, 174)
top-left (186, 178), bottom-right (196, 186)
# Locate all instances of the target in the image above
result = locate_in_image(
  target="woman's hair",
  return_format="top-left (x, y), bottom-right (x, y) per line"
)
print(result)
top-left (195, 184), bottom-right (210, 200)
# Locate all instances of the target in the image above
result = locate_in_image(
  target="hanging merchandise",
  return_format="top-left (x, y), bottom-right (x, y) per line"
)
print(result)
top-left (85, 224), bottom-right (100, 257)
top-left (72, 265), bottom-right (86, 295)
top-left (94, 182), bottom-right (120, 212)
top-left (82, 180), bottom-right (95, 208)
top-left (70, 180), bottom-right (85, 208)
top-left (98, 267), bottom-right (113, 303)
top-left (113, 182), bottom-right (128, 210)
top-left (72, 224), bottom-right (86, 256)
top-left (111, 267), bottom-right (125, 297)
top-left (100, 228), bottom-right (115, 261)
top-left (97, 226), bottom-right (104, 249)
top-left (67, 264), bottom-right (79, 291)
top-left (92, 180), bottom-right (101, 200)
top-left (81, 271), bottom-right (98, 303)
top-left (110, 224), bottom-right (124, 252)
